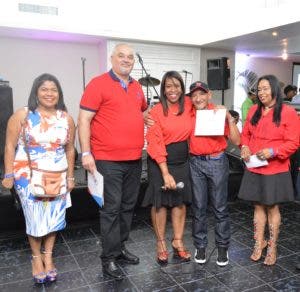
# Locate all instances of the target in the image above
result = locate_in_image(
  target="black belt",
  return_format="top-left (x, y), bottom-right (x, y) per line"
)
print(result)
top-left (190, 151), bottom-right (224, 161)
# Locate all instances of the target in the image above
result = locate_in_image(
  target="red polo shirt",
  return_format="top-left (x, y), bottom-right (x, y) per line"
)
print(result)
top-left (80, 70), bottom-right (147, 160)
top-left (189, 103), bottom-right (229, 155)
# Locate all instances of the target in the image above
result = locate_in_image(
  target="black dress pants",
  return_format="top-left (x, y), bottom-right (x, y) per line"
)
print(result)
top-left (95, 159), bottom-right (142, 263)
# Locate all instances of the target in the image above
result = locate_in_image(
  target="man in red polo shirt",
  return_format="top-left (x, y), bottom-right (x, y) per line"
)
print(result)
top-left (188, 81), bottom-right (240, 266)
top-left (78, 43), bottom-right (147, 280)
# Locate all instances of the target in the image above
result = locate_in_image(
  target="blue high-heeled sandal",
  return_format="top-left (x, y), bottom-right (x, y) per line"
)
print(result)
top-left (46, 269), bottom-right (57, 282)
top-left (43, 251), bottom-right (57, 282)
top-left (33, 272), bottom-right (47, 284)
top-left (31, 255), bottom-right (47, 284)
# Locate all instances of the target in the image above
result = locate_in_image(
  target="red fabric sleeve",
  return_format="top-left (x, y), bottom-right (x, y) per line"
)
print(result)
top-left (146, 109), bottom-right (167, 164)
top-left (274, 107), bottom-right (300, 159)
top-left (80, 77), bottom-right (103, 111)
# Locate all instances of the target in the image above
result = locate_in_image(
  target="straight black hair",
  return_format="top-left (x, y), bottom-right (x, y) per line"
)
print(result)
top-left (250, 74), bottom-right (282, 126)
top-left (160, 71), bottom-right (185, 116)
top-left (28, 73), bottom-right (67, 112)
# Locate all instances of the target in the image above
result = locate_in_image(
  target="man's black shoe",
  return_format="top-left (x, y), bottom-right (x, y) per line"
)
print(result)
top-left (216, 247), bottom-right (229, 266)
top-left (117, 248), bottom-right (140, 265)
top-left (102, 261), bottom-right (123, 280)
top-left (194, 248), bottom-right (206, 264)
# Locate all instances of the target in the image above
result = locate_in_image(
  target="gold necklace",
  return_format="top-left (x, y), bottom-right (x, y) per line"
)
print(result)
top-left (264, 103), bottom-right (275, 110)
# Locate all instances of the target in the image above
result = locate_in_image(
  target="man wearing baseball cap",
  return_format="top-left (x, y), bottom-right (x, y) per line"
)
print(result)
top-left (188, 81), bottom-right (240, 266)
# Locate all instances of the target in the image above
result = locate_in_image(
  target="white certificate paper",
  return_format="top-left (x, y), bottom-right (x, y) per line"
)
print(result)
top-left (244, 155), bottom-right (269, 168)
top-left (88, 170), bottom-right (104, 207)
top-left (194, 109), bottom-right (226, 136)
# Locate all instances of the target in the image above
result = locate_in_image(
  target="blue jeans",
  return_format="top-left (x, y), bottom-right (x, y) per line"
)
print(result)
top-left (190, 153), bottom-right (230, 249)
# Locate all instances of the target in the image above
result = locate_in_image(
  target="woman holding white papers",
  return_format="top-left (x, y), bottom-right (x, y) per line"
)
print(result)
top-left (142, 71), bottom-right (193, 265)
top-left (239, 75), bottom-right (300, 266)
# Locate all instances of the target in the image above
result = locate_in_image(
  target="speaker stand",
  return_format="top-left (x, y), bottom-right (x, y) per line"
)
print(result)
top-left (221, 89), bottom-right (225, 105)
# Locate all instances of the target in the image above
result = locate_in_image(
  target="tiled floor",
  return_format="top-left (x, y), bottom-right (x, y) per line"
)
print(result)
top-left (1, 200), bottom-right (300, 291)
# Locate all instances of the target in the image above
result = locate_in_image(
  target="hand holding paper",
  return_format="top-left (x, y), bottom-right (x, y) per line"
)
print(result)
top-left (88, 170), bottom-right (104, 207)
top-left (244, 155), bottom-right (269, 168)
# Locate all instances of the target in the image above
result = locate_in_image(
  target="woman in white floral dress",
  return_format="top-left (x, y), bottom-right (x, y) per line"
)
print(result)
top-left (2, 73), bottom-right (75, 284)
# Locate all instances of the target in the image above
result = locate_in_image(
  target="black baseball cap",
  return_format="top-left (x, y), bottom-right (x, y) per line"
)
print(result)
top-left (188, 81), bottom-right (209, 96)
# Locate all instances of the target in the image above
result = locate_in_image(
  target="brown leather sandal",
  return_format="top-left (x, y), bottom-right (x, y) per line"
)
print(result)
top-left (263, 223), bottom-right (279, 266)
top-left (250, 240), bottom-right (268, 261)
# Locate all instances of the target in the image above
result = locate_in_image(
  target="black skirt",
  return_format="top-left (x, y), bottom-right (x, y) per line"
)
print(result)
top-left (238, 170), bottom-right (294, 205)
top-left (142, 141), bottom-right (192, 208)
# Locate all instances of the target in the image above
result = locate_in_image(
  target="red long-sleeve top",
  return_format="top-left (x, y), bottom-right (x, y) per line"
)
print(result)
top-left (146, 97), bottom-right (193, 164)
top-left (241, 104), bottom-right (300, 174)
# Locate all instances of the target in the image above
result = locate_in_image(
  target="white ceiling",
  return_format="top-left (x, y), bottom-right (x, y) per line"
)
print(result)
top-left (1, 21), bottom-right (300, 62)
top-left (203, 21), bottom-right (300, 61)
top-left (1, 1), bottom-right (300, 61)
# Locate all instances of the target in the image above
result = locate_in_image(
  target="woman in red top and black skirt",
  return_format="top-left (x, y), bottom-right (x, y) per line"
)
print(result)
top-left (142, 71), bottom-right (193, 264)
top-left (239, 75), bottom-right (300, 265)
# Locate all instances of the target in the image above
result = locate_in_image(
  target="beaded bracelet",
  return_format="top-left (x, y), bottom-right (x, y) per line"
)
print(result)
top-left (4, 173), bottom-right (14, 179)
top-left (67, 177), bottom-right (75, 181)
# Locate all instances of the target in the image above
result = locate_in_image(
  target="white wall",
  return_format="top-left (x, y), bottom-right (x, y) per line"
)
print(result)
top-left (0, 36), bottom-right (103, 122)
top-left (244, 57), bottom-right (293, 87)
top-left (234, 54), bottom-right (294, 116)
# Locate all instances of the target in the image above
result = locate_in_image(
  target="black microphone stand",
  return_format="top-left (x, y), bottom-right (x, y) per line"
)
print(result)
top-left (81, 57), bottom-right (86, 91)
top-left (181, 70), bottom-right (193, 91)
top-left (221, 89), bottom-right (225, 105)
top-left (81, 57), bottom-right (88, 181)
top-left (136, 54), bottom-right (159, 104)
top-left (182, 71), bottom-right (188, 89)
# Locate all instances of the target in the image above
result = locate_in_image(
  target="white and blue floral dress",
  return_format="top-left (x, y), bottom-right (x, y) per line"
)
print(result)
top-left (13, 109), bottom-right (71, 237)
